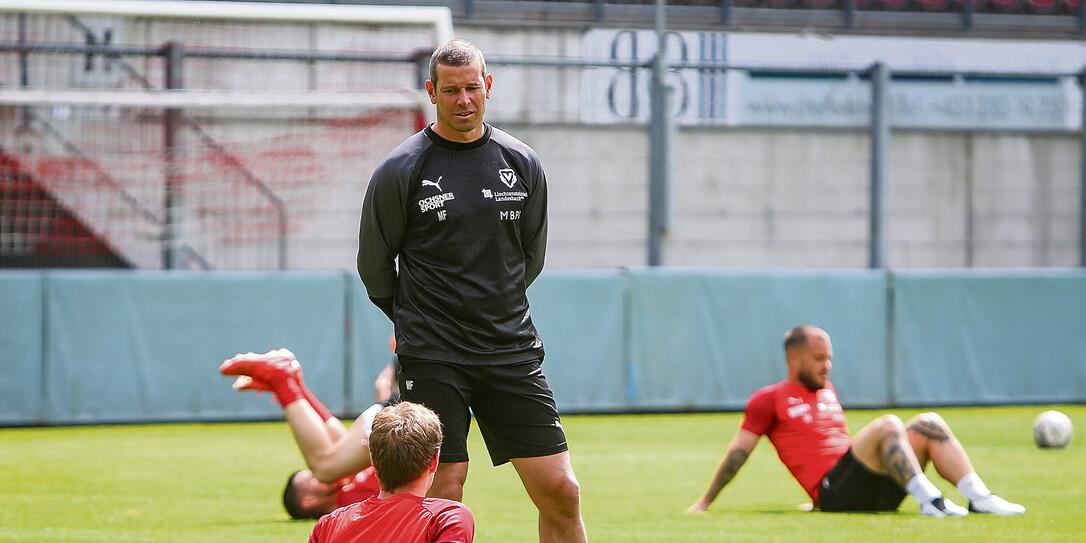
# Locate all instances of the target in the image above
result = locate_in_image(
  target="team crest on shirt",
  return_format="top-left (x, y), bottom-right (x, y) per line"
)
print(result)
top-left (498, 168), bottom-right (517, 188)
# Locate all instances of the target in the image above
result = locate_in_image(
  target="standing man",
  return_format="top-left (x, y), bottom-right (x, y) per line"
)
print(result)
top-left (688, 325), bottom-right (1024, 517)
top-left (357, 39), bottom-right (587, 542)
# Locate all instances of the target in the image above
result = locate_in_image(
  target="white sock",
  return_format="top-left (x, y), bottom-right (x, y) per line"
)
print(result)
top-left (956, 472), bottom-right (992, 502)
top-left (359, 402), bottom-right (384, 441)
top-left (906, 474), bottom-right (942, 504)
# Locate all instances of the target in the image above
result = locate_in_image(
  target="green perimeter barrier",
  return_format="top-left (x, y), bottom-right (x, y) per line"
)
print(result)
top-left (348, 270), bottom-right (629, 413)
top-left (527, 270), bottom-right (628, 412)
top-left (0, 272), bottom-right (43, 425)
top-left (1, 269), bottom-right (1084, 425)
top-left (891, 270), bottom-right (1086, 406)
top-left (347, 274), bottom-right (395, 414)
top-left (626, 269), bottom-right (890, 410)
top-left (41, 271), bottom-right (346, 424)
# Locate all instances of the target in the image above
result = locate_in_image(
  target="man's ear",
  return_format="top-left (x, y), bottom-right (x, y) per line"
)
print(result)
top-left (425, 79), bottom-right (438, 104)
top-left (300, 495), bottom-right (318, 510)
top-left (428, 451), bottom-right (440, 474)
top-left (484, 72), bottom-right (493, 99)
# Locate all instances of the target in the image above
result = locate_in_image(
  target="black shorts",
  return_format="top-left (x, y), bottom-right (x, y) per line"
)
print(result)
top-left (397, 356), bottom-right (568, 466)
top-left (818, 448), bottom-right (907, 512)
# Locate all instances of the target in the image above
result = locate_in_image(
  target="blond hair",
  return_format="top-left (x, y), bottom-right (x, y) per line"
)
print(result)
top-left (369, 402), bottom-right (443, 491)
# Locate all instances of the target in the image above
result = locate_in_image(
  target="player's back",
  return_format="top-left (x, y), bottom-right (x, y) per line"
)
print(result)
top-left (309, 493), bottom-right (474, 543)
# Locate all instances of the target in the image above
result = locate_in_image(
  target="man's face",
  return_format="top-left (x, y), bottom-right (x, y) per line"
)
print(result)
top-left (292, 469), bottom-right (340, 515)
top-left (794, 334), bottom-right (833, 390)
top-left (425, 61), bottom-right (492, 142)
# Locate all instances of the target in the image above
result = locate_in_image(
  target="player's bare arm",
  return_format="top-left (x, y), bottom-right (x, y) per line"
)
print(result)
top-left (285, 405), bottom-right (375, 483)
top-left (688, 429), bottom-right (760, 512)
top-left (373, 361), bottom-right (397, 403)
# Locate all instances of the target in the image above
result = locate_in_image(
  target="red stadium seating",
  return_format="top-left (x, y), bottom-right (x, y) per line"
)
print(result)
top-left (988, 0), bottom-right (1025, 10)
top-left (915, 0), bottom-right (951, 11)
top-left (1027, 0), bottom-right (1059, 13)
top-left (802, 0), bottom-right (839, 9)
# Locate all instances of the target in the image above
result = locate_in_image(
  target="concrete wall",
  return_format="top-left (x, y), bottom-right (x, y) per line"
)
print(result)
top-left (512, 125), bottom-right (1081, 269)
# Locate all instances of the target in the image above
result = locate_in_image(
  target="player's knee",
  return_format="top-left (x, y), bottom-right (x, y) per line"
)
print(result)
top-left (429, 478), bottom-right (465, 501)
top-left (542, 475), bottom-right (581, 517)
top-left (877, 414), bottom-right (906, 434)
top-left (915, 412), bottom-right (945, 427)
top-left (429, 467), bottom-right (467, 501)
top-left (911, 412), bottom-right (952, 436)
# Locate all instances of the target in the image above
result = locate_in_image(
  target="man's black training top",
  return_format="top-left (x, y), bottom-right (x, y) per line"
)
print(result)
top-left (357, 124), bottom-right (547, 365)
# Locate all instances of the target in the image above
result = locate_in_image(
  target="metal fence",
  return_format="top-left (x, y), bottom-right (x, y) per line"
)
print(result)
top-left (2, 9), bottom-right (1084, 269)
top-left (272, 0), bottom-right (1086, 37)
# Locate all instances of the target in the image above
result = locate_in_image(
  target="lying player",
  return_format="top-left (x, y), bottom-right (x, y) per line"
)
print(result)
top-left (222, 348), bottom-right (388, 519)
top-left (308, 401), bottom-right (474, 542)
top-left (688, 325), bottom-right (1025, 517)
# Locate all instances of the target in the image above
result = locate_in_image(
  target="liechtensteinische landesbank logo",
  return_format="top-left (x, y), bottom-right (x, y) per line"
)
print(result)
top-left (498, 169), bottom-right (517, 189)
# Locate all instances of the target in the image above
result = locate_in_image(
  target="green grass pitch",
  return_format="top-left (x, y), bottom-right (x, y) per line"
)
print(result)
top-left (1, 405), bottom-right (1082, 542)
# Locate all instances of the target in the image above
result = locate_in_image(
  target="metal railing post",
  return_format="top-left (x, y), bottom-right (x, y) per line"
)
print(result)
top-left (162, 41), bottom-right (183, 270)
top-left (962, 0), bottom-right (974, 32)
top-left (1080, 69), bottom-right (1086, 267)
top-left (648, 0), bottom-right (674, 267)
top-left (869, 62), bottom-right (889, 269)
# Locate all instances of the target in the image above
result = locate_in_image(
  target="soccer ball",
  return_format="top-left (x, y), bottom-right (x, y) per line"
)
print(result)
top-left (1033, 410), bottom-right (1073, 449)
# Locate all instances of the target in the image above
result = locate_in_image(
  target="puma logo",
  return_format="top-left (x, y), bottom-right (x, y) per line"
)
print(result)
top-left (421, 176), bottom-right (443, 191)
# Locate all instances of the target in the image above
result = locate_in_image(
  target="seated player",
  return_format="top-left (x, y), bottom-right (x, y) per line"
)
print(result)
top-left (309, 402), bottom-right (475, 543)
top-left (221, 348), bottom-right (389, 519)
top-left (688, 325), bottom-right (1025, 517)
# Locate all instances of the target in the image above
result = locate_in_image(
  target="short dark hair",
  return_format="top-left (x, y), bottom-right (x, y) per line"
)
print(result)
top-left (429, 38), bottom-right (486, 86)
top-left (369, 402), bottom-right (443, 492)
top-left (282, 470), bottom-right (316, 520)
top-left (783, 325), bottom-right (821, 353)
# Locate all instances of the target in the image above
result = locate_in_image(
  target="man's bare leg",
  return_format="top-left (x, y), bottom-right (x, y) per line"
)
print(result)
top-left (906, 413), bottom-right (1025, 515)
top-left (905, 412), bottom-right (973, 483)
top-left (852, 414), bottom-right (924, 486)
top-left (429, 461), bottom-right (469, 501)
top-left (222, 351), bottom-right (372, 482)
top-left (511, 452), bottom-right (586, 543)
top-left (850, 414), bottom-right (967, 516)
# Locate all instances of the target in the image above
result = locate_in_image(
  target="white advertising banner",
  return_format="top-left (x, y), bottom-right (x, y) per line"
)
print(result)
top-left (580, 29), bottom-right (1082, 130)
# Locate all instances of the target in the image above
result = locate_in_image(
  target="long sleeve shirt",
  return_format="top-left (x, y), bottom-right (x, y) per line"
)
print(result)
top-left (357, 124), bottom-right (547, 365)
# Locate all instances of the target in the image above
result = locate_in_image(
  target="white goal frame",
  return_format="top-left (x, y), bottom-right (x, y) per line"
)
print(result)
top-left (0, 0), bottom-right (453, 44)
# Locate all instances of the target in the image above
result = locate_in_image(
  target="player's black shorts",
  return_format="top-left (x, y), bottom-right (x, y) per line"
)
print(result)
top-left (818, 448), bottom-right (907, 512)
top-left (397, 356), bottom-right (568, 466)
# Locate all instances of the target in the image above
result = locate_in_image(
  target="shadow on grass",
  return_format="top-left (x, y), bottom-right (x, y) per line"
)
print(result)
top-left (209, 517), bottom-right (310, 527)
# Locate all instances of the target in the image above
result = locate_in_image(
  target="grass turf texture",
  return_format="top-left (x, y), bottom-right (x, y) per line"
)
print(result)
top-left (1, 405), bottom-right (1082, 542)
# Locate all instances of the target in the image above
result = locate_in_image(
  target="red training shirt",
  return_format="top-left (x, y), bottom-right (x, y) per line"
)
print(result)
top-left (335, 466), bottom-right (381, 508)
top-left (741, 380), bottom-right (851, 504)
top-left (309, 493), bottom-right (474, 543)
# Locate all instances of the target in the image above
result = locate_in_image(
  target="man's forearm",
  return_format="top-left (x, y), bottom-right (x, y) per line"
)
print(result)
top-left (700, 447), bottom-right (751, 506)
top-left (369, 295), bottom-right (394, 321)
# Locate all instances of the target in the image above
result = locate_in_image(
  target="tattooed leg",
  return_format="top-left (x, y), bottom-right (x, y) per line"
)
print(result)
top-left (880, 428), bottom-right (921, 488)
top-left (908, 419), bottom-right (950, 443)
top-left (907, 413), bottom-right (974, 484)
